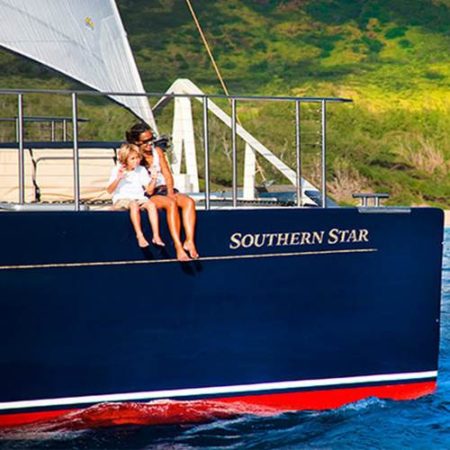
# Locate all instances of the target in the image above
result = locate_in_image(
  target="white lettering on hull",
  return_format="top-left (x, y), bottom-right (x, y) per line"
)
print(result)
top-left (229, 229), bottom-right (369, 250)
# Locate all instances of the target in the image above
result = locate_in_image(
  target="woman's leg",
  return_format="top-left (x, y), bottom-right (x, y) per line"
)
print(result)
top-left (175, 194), bottom-right (199, 259)
top-left (129, 201), bottom-right (149, 248)
top-left (150, 195), bottom-right (190, 261)
top-left (143, 201), bottom-right (165, 246)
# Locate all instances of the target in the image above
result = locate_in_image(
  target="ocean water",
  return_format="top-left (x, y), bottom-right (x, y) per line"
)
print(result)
top-left (1, 229), bottom-right (449, 450)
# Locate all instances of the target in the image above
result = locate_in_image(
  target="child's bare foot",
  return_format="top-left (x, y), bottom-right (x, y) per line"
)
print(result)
top-left (136, 233), bottom-right (149, 248)
top-left (176, 247), bottom-right (191, 262)
top-left (183, 241), bottom-right (199, 259)
top-left (152, 237), bottom-right (165, 247)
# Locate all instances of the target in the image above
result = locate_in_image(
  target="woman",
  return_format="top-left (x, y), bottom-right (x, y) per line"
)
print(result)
top-left (126, 123), bottom-right (199, 262)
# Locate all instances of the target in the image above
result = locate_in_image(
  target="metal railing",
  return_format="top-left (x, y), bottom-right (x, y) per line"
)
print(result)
top-left (0, 88), bottom-right (352, 211)
top-left (353, 193), bottom-right (390, 207)
top-left (0, 116), bottom-right (88, 141)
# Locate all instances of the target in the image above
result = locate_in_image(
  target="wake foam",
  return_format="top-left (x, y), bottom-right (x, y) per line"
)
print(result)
top-left (1, 399), bottom-right (277, 433)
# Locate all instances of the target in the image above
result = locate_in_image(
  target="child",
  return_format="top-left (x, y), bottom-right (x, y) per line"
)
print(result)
top-left (107, 143), bottom-right (164, 248)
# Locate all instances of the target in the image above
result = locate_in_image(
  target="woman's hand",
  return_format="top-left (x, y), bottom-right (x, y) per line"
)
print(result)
top-left (146, 177), bottom-right (157, 195)
top-left (157, 147), bottom-right (176, 195)
top-left (150, 167), bottom-right (158, 180)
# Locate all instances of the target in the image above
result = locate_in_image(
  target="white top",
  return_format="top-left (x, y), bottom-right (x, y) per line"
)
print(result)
top-left (108, 165), bottom-right (150, 204)
top-left (149, 149), bottom-right (166, 187)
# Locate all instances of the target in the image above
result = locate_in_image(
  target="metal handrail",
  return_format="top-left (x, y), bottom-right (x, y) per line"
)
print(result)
top-left (202, 97), bottom-right (210, 210)
top-left (295, 100), bottom-right (302, 207)
top-left (231, 98), bottom-right (238, 208)
top-left (321, 100), bottom-right (327, 208)
top-left (0, 116), bottom-right (89, 142)
top-left (353, 193), bottom-right (390, 207)
top-left (1, 88), bottom-right (352, 210)
top-left (0, 87), bottom-right (351, 103)
top-left (17, 94), bottom-right (24, 204)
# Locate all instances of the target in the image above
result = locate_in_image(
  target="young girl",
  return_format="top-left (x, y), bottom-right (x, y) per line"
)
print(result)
top-left (107, 143), bottom-right (164, 248)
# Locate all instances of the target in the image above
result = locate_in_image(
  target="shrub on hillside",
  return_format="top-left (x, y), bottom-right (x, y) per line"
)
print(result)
top-left (384, 26), bottom-right (407, 39)
top-left (394, 134), bottom-right (447, 176)
top-left (328, 157), bottom-right (369, 204)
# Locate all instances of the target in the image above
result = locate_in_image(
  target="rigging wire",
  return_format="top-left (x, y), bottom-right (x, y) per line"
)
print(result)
top-left (184, 0), bottom-right (266, 181)
top-left (184, 0), bottom-right (230, 97)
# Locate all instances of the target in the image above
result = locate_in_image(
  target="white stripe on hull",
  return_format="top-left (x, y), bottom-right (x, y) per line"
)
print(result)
top-left (0, 370), bottom-right (437, 411)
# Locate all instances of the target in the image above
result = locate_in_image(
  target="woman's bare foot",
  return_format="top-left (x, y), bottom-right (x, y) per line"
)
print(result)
top-left (176, 246), bottom-right (191, 262)
top-left (183, 241), bottom-right (199, 259)
top-left (136, 233), bottom-right (150, 248)
top-left (152, 237), bottom-right (165, 247)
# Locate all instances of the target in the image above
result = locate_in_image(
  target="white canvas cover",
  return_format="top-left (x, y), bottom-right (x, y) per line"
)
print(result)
top-left (0, 147), bottom-right (117, 203)
top-left (0, 0), bottom-right (156, 130)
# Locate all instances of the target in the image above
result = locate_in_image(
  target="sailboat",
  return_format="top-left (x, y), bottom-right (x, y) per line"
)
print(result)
top-left (0, 0), bottom-right (444, 428)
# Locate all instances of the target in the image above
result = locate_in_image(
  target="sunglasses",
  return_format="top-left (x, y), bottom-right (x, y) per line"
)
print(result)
top-left (138, 138), bottom-right (153, 145)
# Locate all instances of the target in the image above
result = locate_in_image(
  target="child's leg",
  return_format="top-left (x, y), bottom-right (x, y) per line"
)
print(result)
top-left (143, 201), bottom-right (165, 246)
top-left (129, 201), bottom-right (149, 248)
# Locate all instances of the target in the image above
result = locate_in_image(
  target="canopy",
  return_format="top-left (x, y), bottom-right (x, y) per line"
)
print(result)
top-left (0, 0), bottom-right (156, 130)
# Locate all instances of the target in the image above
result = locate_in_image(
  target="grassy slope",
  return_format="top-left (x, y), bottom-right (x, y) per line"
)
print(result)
top-left (0, 0), bottom-right (448, 207)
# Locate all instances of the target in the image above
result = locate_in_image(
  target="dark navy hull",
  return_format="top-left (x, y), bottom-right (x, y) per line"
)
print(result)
top-left (0, 207), bottom-right (444, 426)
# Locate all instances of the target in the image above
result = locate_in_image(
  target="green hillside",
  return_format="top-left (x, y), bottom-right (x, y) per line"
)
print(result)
top-left (0, 0), bottom-right (449, 207)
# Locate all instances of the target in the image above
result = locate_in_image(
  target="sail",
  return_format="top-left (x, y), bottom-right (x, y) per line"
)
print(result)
top-left (0, 0), bottom-right (156, 130)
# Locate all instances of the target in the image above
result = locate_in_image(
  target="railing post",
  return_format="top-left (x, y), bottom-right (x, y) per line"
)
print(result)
top-left (231, 98), bottom-right (237, 208)
top-left (295, 100), bottom-right (302, 207)
top-left (203, 96), bottom-right (210, 210)
top-left (72, 93), bottom-right (81, 211)
top-left (321, 100), bottom-right (327, 208)
top-left (15, 117), bottom-right (19, 142)
top-left (17, 94), bottom-right (25, 204)
top-left (51, 120), bottom-right (55, 142)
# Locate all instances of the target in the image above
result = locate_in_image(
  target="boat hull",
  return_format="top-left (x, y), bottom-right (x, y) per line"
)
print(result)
top-left (0, 207), bottom-right (443, 427)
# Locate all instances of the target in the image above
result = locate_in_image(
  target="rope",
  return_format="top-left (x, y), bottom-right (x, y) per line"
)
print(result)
top-left (0, 248), bottom-right (377, 271)
top-left (185, 0), bottom-right (230, 97)
top-left (184, 0), bottom-right (266, 180)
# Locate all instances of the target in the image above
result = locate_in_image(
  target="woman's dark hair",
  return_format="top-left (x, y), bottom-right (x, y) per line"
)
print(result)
top-left (125, 122), bottom-right (153, 144)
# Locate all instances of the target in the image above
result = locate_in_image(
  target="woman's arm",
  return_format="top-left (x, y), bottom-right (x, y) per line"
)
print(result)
top-left (157, 147), bottom-right (176, 195)
top-left (145, 173), bottom-right (158, 195)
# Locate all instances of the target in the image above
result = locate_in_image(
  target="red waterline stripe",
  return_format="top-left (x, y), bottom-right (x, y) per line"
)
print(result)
top-left (0, 381), bottom-right (436, 428)
top-left (214, 380), bottom-right (436, 410)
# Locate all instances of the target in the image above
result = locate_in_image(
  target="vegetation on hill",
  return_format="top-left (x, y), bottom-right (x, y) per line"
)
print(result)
top-left (0, 0), bottom-right (448, 207)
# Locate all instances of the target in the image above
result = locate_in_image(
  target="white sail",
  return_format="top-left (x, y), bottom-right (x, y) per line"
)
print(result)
top-left (0, 0), bottom-right (156, 130)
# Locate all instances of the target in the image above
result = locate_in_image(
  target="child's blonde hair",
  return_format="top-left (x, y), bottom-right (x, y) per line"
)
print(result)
top-left (118, 143), bottom-right (141, 166)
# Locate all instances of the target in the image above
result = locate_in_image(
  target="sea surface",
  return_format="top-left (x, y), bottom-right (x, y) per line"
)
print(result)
top-left (1, 229), bottom-right (449, 450)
